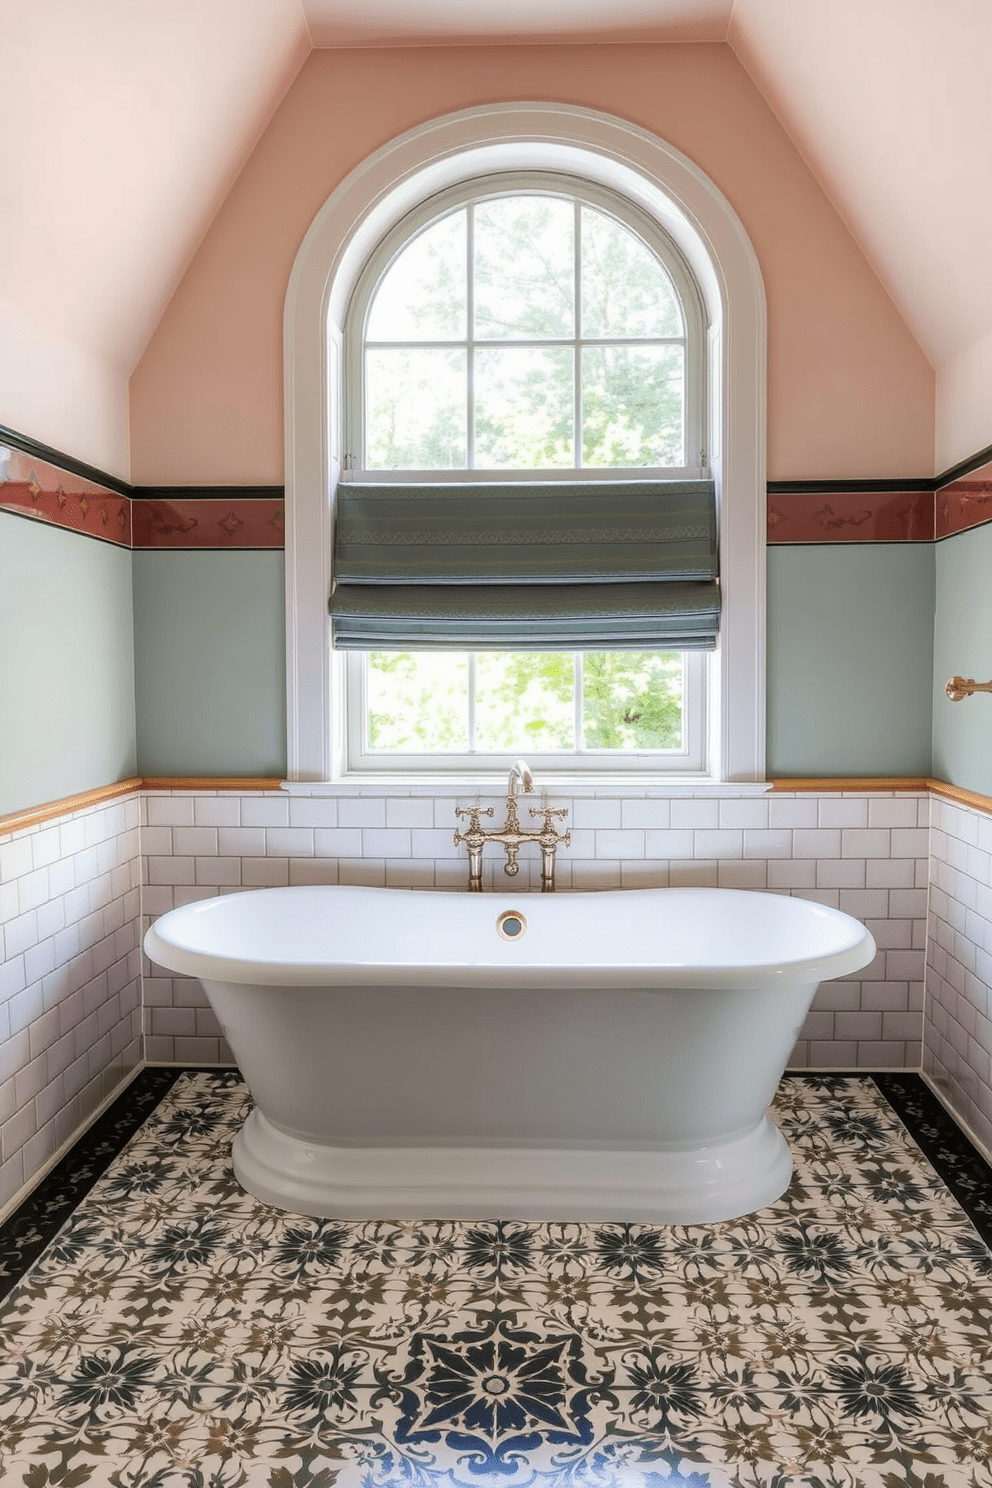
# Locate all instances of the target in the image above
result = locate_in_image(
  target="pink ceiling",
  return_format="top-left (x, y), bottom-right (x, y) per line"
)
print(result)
top-left (3, 0), bottom-right (991, 473)
top-left (0, 0), bottom-right (309, 375)
top-left (729, 0), bottom-right (990, 374)
top-left (301, 0), bottom-right (731, 46)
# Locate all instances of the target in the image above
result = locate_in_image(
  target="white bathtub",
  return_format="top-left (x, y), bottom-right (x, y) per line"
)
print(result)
top-left (144, 884), bottom-right (875, 1223)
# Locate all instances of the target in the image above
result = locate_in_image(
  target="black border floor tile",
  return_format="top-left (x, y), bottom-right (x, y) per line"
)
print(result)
top-left (872, 1071), bottom-right (992, 1247)
top-left (0, 1066), bottom-right (186, 1301)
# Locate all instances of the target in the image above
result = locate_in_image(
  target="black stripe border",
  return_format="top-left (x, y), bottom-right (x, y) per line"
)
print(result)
top-left (5, 420), bottom-right (992, 504)
top-left (0, 1067), bottom-right (185, 1301)
top-left (873, 1072), bottom-right (992, 1247)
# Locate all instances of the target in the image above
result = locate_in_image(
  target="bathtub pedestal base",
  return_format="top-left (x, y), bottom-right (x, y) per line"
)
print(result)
top-left (233, 1108), bottom-right (793, 1224)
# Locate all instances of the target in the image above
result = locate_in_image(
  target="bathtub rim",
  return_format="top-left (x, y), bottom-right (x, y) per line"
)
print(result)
top-left (143, 883), bottom-right (877, 991)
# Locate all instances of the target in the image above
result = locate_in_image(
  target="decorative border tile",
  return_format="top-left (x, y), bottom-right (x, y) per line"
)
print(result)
top-left (766, 490), bottom-right (934, 543)
top-left (9, 415), bottom-right (992, 552)
top-left (935, 480), bottom-right (992, 540)
top-left (872, 1073), bottom-right (992, 1246)
top-left (0, 445), bottom-right (131, 548)
top-left (0, 1067), bottom-right (182, 1302)
top-left (0, 433), bottom-right (286, 551)
top-left (131, 496), bottom-right (285, 550)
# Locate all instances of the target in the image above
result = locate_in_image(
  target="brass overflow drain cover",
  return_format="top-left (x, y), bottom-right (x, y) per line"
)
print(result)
top-left (496, 910), bottom-right (527, 941)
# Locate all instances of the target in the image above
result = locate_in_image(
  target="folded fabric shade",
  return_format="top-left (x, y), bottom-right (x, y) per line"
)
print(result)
top-left (330, 480), bottom-right (719, 650)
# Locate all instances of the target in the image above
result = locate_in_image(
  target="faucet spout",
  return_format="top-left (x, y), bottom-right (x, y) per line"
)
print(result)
top-left (508, 760), bottom-right (535, 798)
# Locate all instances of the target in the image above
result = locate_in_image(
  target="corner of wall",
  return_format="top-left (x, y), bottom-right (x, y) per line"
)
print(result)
top-left (936, 329), bottom-right (992, 475)
top-left (0, 300), bottom-right (130, 482)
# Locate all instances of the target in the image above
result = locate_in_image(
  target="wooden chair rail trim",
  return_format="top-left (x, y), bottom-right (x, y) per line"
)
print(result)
top-left (0, 779), bottom-right (143, 837)
top-left (770, 777), bottom-right (930, 793)
top-left (3, 775), bottom-right (991, 837)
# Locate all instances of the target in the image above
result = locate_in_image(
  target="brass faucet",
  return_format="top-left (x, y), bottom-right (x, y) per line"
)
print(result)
top-left (454, 763), bottom-right (571, 892)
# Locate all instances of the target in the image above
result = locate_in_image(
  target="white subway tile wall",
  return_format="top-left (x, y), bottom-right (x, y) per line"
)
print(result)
top-left (925, 796), bottom-right (992, 1157)
top-left (0, 794), bottom-right (142, 1212)
top-left (140, 789), bottom-right (930, 1071)
top-left (0, 781), bottom-right (949, 1205)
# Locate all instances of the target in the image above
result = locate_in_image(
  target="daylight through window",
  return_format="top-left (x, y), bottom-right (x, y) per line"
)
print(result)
top-left (342, 178), bottom-right (709, 773)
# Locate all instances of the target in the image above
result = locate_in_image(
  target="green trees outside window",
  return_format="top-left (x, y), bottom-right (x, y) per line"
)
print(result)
top-left (355, 185), bottom-right (698, 764)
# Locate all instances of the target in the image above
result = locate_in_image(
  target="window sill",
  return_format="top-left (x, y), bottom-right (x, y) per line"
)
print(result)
top-left (280, 777), bottom-right (772, 798)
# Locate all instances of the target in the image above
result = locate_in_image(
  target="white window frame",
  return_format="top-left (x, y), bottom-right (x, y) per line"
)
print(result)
top-left (346, 172), bottom-right (707, 477)
top-left (342, 172), bottom-right (709, 777)
top-left (283, 103), bottom-right (767, 788)
top-left (346, 651), bottom-right (708, 776)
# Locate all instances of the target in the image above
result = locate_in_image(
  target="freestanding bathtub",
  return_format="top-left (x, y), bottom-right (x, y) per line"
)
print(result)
top-left (144, 884), bottom-right (875, 1224)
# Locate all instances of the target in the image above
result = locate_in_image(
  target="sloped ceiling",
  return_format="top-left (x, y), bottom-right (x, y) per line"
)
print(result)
top-left (0, 0), bottom-right (309, 375)
top-left (2, 0), bottom-right (990, 473)
top-left (729, 0), bottom-right (990, 379)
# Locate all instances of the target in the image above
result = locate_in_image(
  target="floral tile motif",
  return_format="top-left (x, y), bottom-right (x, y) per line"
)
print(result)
top-left (131, 497), bottom-right (285, 550)
top-left (874, 1073), bottom-right (992, 1244)
top-left (0, 1072), bottom-right (989, 1487)
top-left (935, 479), bottom-right (992, 540)
top-left (766, 491), bottom-right (934, 544)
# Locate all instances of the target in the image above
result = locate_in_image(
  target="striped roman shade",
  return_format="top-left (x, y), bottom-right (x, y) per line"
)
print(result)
top-left (329, 480), bottom-right (719, 650)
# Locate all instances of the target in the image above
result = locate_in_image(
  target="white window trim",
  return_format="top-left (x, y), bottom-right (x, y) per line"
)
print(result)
top-left (345, 651), bottom-right (708, 777)
top-left (284, 102), bottom-right (767, 786)
top-left (346, 171), bottom-right (707, 477)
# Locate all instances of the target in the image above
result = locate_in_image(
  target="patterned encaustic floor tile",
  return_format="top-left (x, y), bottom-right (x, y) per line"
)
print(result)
top-left (0, 1071), bottom-right (989, 1488)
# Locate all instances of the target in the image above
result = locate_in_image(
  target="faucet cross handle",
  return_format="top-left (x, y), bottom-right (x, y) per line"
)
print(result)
top-left (530, 804), bottom-right (568, 824)
top-left (454, 804), bottom-right (495, 840)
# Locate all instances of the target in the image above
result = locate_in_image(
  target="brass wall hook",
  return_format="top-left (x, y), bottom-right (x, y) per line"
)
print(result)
top-left (946, 676), bottom-right (992, 702)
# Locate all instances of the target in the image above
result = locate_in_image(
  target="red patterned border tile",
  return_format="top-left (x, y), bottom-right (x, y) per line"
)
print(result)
top-left (0, 445), bottom-right (131, 547)
top-left (131, 498), bottom-right (285, 549)
top-left (936, 481), bottom-right (992, 540)
top-left (767, 490), bottom-right (934, 543)
top-left (16, 427), bottom-right (992, 554)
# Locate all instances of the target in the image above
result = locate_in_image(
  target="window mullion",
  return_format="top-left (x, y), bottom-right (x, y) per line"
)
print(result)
top-left (468, 651), bottom-right (477, 753)
top-left (365, 336), bottom-right (686, 349)
top-left (467, 204), bottom-right (475, 470)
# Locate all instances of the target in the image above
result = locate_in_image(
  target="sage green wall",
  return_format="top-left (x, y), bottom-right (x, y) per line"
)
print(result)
top-left (132, 550), bottom-right (286, 777)
top-left (932, 523), bottom-right (992, 796)
top-left (0, 513), bottom-right (136, 817)
top-left (767, 544), bottom-right (935, 777)
top-left (132, 542), bottom-right (935, 782)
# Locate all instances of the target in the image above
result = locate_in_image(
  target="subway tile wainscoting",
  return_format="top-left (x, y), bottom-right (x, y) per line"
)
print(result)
top-left (139, 787), bottom-right (929, 1072)
top-left (926, 793), bottom-right (992, 1155)
top-left (0, 790), bottom-right (142, 1214)
top-left (9, 777), bottom-right (992, 1222)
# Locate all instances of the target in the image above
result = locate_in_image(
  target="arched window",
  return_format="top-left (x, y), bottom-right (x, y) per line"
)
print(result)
top-left (349, 176), bottom-right (704, 474)
top-left (283, 104), bottom-right (766, 787)
top-left (338, 175), bottom-right (710, 775)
